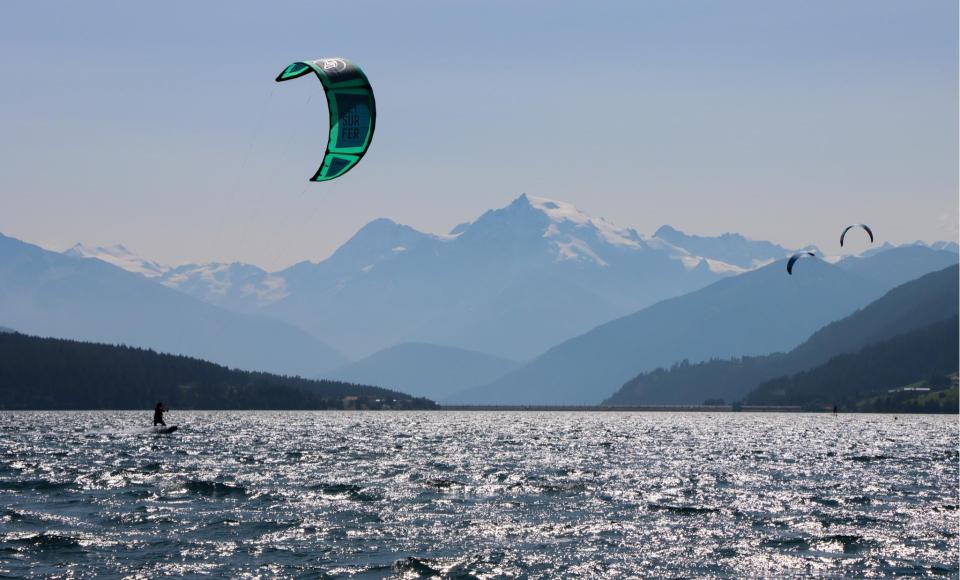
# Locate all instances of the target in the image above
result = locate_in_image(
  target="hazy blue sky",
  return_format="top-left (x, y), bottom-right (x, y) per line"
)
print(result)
top-left (1, 1), bottom-right (956, 269)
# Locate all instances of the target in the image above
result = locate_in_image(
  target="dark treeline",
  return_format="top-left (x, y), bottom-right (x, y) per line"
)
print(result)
top-left (605, 354), bottom-right (789, 407)
top-left (0, 332), bottom-right (437, 410)
top-left (745, 316), bottom-right (959, 412)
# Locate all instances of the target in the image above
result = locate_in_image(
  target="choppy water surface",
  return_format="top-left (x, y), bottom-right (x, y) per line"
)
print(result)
top-left (0, 412), bottom-right (956, 578)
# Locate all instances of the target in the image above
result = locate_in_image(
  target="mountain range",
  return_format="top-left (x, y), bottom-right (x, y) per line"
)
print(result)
top-left (652, 225), bottom-right (810, 269)
top-left (244, 195), bottom-right (756, 360)
top-left (0, 233), bottom-right (346, 377)
top-left (605, 264), bottom-right (959, 406)
top-left (66, 243), bottom-right (288, 314)
top-left (63, 195), bottom-right (801, 360)
top-left (836, 244), bottom-right (960, 287)
top-left (6, 194), bottom-right (957, 404)
top-left (451, 247), bottom-right (958, 405)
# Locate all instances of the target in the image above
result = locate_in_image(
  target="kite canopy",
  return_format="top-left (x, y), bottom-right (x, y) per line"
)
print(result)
top-left (787, 251), bottom-right (817, 275)
top-left (276, 58), bottom-right (376, 182)
top-left (840, 224), bottom-right (874, 247)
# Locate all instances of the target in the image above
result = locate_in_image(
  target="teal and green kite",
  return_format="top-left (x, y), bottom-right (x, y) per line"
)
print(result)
top-left (276, 57), bottom-right (376, 182)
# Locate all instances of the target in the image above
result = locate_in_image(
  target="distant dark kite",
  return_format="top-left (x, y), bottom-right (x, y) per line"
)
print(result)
top-left (787, 251), bottom-right (817, 275)
top-left (840, 224), bottom-right (874, 247)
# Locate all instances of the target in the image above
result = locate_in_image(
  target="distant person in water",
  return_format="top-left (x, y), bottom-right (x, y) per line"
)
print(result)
top-left (153, 402), bottom-right (167, 426)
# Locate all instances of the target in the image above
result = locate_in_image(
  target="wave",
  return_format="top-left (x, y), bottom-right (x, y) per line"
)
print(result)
top-left (0, 479), bottom-right (76, 493)
top-left (647, 503), bottom-right (719, 515)
top-left (183, 480), bottom-right (248, 498)
top-left (848, 454), bottom-right (895, 462)
top-left (820, 534), bottom-right (869, 554)
top-left (761, 537), bottom-right (811, 551)
top-left (537, 481), bottom-right (589, 495)
top-left (309, 482), bottom-right (377, 501)
top-left (6, 532), bottom-right (85, 552)
top-left (392, 556), bottom-right (441, 576)
top-left (425, 478), bottom-right (466, 491)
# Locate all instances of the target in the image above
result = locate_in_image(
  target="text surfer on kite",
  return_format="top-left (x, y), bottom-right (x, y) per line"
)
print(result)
top-left (275, 57), bottom-right (376, 182)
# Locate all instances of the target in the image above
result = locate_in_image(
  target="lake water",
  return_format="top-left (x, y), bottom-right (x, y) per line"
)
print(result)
top-left (0, 411), bottom-right (956, 577)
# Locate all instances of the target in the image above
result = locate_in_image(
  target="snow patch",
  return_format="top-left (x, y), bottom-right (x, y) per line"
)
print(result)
top-left (679, 256), bottom-right (702, 271)
top-left (527, 195), bottom-right (641, 248)
top-left (555, 238), bottom-right (609, 267)
top-left (704, 259), bottom-right (745, 274)
top-left (65, 243), bottom-right (169, 278)
top-left (240, 275), bottom-right (288, 301)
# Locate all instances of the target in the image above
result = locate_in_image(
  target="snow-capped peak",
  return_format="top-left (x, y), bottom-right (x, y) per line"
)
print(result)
top-left (523, 195), bottom-right (739, 272)
top-left (64, 243), bottom-right (169, 278)
top-left (464, 194), bottom-right (743, 272)
top-left (526, 195), bottom-right (642, 249)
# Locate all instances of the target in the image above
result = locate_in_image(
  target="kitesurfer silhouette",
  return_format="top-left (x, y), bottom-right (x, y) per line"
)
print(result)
top-left (153, 402), bottom-right (168, 426)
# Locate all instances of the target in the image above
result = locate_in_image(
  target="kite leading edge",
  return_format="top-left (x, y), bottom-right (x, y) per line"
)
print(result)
top-left (840, 224), bottom-right (874, 247)
top-left (786, 251), bottom-right (817, 275)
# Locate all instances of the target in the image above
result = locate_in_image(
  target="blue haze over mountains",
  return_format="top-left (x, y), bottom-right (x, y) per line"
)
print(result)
top-left (652, 225), bottom-right (809, 269)
top-left (0, 234), bottom-right (347, 377)
top-left (256, 195), bottom-right (743, 360)
top-left (329, 343), bottom-right (519, 402)
top-left (62, 195), bottom-right (767, 361)
top-left (2, 194), bottom-right (956, 404)
top-left (836, 244), bottom-right (960, 287)
top-left (451, 246), bottom-right (958, 405)
top-left (606, 264), bottom-right (960, 406)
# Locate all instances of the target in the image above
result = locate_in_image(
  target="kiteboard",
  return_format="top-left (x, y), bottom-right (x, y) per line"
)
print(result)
top-left (152, 425), bottom-right (178, 434)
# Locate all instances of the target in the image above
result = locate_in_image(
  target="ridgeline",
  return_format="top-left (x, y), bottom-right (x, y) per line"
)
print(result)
top-left (0, 332), bottom-right (436, 410)
top-left (745, 317), bottom-right (958, 413)
top-left (605, 265), bottom-right (959, 410)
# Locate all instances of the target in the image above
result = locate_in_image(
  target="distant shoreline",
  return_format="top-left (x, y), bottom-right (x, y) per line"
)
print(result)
top-left (440, 405), bottom-right (806, 412)
top-left (2, 406), bottom-right (952, 414)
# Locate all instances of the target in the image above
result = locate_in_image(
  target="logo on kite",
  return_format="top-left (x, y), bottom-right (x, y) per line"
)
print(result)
top-left (275, 57), bottom-right (376, 182)
top-left (786, 251), bottom-right (817, 275)
top-left (840, 224), bottom-right (874, 247)
top-left (318, 58), bottom-right (347, 72)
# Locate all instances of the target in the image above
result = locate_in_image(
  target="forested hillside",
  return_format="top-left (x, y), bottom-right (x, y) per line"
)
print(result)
top-left (605, 265), bottom-right (958, 406)
top-left (744, 317), bottom-right (958, 412)
top-left (0, 332), bottom-right (436, 410)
